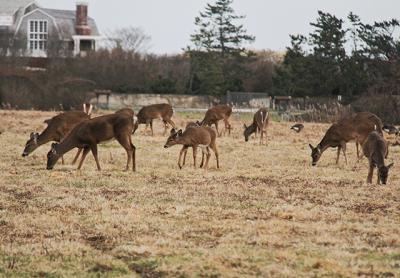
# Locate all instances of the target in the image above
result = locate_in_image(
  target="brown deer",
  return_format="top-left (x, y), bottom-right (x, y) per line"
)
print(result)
top-left (309, 112), bottom-right (383, 166)
top-left (133, 103), bottom-right (176, 136)
top-left (22, 111), bottom-right (90, 163)
top-left (243, 108), bottom-right (269, 144)
top-left (164, 127), bottom-right (219, 170)
top-left (200, 105), bottom-right (232, 136)
top-left (362, 131), bottom-right (393, 184)
top-left (177, 121), bottom-right (202, 169)
top-left (47, 113), bottom-right (136, 171)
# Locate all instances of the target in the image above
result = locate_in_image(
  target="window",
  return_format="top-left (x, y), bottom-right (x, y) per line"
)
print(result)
top-left (28, 20), bottom-right (48, 52)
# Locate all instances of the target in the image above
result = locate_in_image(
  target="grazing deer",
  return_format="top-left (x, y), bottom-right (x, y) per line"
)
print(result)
top-left (164, 127), bottom-right (219, 170)
top-left (47, 113), bottom-right (136, 171)
top-left (291, 123), bottom-right (304, 133)
top-left (22, 111), bottom-right (90, 163)
top-left (133, 103), bottom-right (176, 136)
top-left (309, 112), bottom-right (383, 166)
top-left (362, 131), bottom-right (393, 184)
top-left (200, 105), bottom-right (232, 136)
top-left (243, 108), bottom-right (269, 144)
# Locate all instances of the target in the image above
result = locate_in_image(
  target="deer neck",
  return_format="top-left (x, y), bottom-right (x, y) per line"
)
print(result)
top-left (37, 127), bottom-right (59, 145)
top-left (247, 123), bottom-right (257, 135)
top-left (176, 134), bottom-right (192, 146)
top-left (371, 151), bottom-right (385, 168)
top-left (56, 135), bottom-right (79, 156)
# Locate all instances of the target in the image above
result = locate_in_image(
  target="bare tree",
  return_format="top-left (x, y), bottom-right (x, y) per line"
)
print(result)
top-left (105, 27), bottom-right (151, 53)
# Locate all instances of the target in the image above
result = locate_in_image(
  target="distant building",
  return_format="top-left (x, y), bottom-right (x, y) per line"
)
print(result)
top-left (0, 0), bottom-right (101, 57)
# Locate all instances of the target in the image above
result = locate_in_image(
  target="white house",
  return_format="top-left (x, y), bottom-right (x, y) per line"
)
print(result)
top-left (0, 0), bottom-right (101, 57)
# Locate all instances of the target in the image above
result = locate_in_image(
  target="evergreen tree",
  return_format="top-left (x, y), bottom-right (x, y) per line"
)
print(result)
top-left (187, 0), bottom-right (255, 95)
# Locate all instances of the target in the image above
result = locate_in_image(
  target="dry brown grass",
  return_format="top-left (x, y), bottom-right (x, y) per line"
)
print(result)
top-left (0, 110), bottom-right (399, 277)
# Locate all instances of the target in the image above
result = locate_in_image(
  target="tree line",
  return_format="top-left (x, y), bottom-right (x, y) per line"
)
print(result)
top-left (1, 0), bottom-right (400, 112)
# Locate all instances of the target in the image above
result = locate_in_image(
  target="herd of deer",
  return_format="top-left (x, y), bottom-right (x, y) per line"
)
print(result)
top-left (21, 102), bottom-right (395, 185)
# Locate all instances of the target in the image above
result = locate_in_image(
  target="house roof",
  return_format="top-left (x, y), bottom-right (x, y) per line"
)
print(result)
top-left (0, 0), bottom-right (34, 15)
top-left (41, 8), bottom-right (100, 38)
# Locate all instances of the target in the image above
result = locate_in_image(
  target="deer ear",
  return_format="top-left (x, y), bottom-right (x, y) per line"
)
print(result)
top-left (30, 132), bottom-right (35, 138)
top-left (170, 128), bottom-right (176, 135)
top-left (387, 163), bottom-right (394, 169)
top-left (243, 124), bottom-right (247, 129)
top-left (309, 144), bottom-right (314, 150)
top-left (178, 129), bottom-right (183, 135)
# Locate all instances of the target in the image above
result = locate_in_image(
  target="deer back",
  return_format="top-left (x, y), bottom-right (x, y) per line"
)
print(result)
top-left (137, 104), bottom-right (173, 122)
top-left (202, 105), bottom-right (232, 124)
top-left (254, 108), bottom-right (269, 128)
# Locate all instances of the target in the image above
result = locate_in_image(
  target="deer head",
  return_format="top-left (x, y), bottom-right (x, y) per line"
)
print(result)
top-left (243, 124), bottom-right (253, 142)
top-left (164, 129), bottom-right (183, 148)
top-left (46, 143), bottom-right (61, 170)
top-left (22, 132), bottom-right (39, 157)
top-left (309, 144), bottom-right (322, 166)
top-left (378, 163), bottom-right (394, 185)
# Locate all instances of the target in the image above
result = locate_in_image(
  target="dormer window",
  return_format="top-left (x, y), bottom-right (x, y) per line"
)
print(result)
top-left (28, 20), bottom-right (48, 54)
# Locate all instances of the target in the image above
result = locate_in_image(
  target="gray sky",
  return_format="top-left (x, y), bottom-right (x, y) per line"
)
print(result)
top-left (38, 0), bottom-right (400, 54)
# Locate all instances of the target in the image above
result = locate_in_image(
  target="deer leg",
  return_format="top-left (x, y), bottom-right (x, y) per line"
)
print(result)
top-left (204, 147), bottom-right (211, 170)
top-left (178, 146), bottom-right (188, 169)
top-left (150, 120), bottom-right (154, 136)
top-left (193, 146), bottom-right (198, 168)
top-left (215, 122), bottom-right (221, 137)
top-left (336, 146), bottom-right (341, 164)
top-left (200, 148), bottom-right (205, 168)
top-left (210, 141), bottom-right (219, 169)
top-left (377, 171), bottom-right (381, 185)
top-left (342, 143), bottom-right (348, 165)
top-left (90, 145), bottom-right (101, 171)
top-left (77, 147), bottom-right (90, 170)
top-left (356, 142), bottom-right (360, 159)
top-left (72, 148), bottom-right (82, 165)
top-left (116, 135), bottom-right (134, 171)
top-left (367, 165), bottom-right (374, 184)
top-left (131, 143), bottom-right (136, 172)
top-left (166, 118), bottom-right (176, 129)
top-left (223, 118), bottom-right (231, 135)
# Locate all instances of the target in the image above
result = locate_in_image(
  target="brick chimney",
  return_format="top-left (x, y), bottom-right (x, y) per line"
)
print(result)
top-left (76, 2), bottom-right (91, 35)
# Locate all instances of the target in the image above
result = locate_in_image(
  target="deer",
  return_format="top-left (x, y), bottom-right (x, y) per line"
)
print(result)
top-left (362, 131), bottom-right (393, 184)
top-left (309, 112), bottom-right (383, 166)
top-left (47, 112), bottom-right (136, 171)
top-left (200, 104), bottom-right (232, 137)
top-left (243, 108), bottom-right (269, 144)
top-left (164, 127), bottom-right (219, 170)
top-left (176, 121), bottom-right (202, 169)
top-left (22, 111), bottom-right (90, 164)
top-left (133, 103), bottom-right (176, 136)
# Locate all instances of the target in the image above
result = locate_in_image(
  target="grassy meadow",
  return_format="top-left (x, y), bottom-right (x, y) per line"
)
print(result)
top-left (0, 110), bottom-right (399, 277)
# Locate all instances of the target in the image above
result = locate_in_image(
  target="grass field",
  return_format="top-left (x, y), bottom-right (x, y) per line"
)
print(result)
top-left (0, 110), bottom-right (399, 277)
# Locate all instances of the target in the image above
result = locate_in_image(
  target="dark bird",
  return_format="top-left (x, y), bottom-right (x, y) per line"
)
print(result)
top-left (382, 124), bottom-right (399, 135)
top-left (291, 123), bottom-right (304, 133)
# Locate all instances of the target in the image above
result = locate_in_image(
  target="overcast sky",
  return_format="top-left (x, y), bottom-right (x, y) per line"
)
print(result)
top-left (38, 0), bottom-right (400, 54)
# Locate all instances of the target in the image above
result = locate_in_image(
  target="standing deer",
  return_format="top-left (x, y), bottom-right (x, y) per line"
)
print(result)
top-left (309, 112), bottom-right (383, 166)
top-left (200, 105), bottom-right (232, 136)
top-left (243, 108), bottom-right (269, 144)
top-left (133, 103), bottom-right (176, 136)
top-left (177, 121), bottom-right (202, 169)
top-left (164, 127), bottom-right (219, 170)
top-left (362, 131), bottom-right (393, 184)
top-left (47, 113), bottom-right (136, 171)
top-left (22, 111), bottom-right (90, 164)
